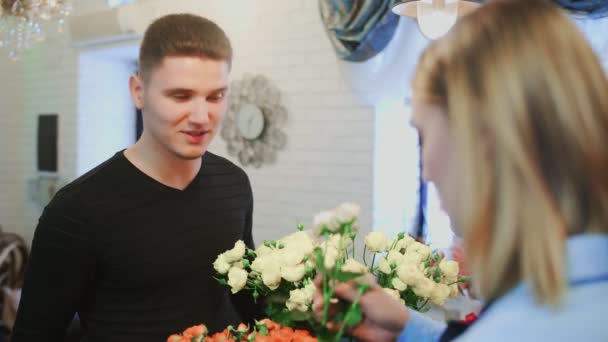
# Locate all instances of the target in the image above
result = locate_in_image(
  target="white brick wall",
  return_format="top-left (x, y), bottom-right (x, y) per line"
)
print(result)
top-left (0, 55), bottom-right (25, 237)
top-left (0, 0), bottom-right (375, 245)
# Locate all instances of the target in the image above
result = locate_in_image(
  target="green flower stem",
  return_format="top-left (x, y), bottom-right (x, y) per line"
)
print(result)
top-left (369, 253), bottom-right (377, 273)
top-left (362, 246), bottom-right (367, 266)
top-left (417, 298), bottom-right (430, 311)
top-left (322, 272), bottom-right (330, 325)
top-left (334, 286), bottom-right (367, 342)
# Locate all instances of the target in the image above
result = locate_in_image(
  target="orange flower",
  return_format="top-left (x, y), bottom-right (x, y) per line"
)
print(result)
top-left (183, 324), bottom-right (208, 338)
top-left (167, 334), bottom-right (183, 342)
top-left (258, 318), bottom-right (281, 332)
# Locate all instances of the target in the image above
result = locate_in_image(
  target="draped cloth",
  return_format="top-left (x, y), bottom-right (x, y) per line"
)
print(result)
top-left (319, 0), bottom-right (401, 62)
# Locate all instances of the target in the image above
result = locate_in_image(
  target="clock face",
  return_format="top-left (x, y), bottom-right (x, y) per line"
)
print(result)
top-left (237, 103), bottom-right (265, 140)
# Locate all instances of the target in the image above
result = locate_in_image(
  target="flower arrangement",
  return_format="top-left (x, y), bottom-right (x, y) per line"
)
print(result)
top-left (167, 319), bottom-right (318, 342)
top-left (211, 203), bottom-right (468, 340)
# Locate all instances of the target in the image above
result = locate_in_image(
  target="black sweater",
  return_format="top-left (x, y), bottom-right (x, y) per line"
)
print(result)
top-left (13, 151), bottom-right (261, 341)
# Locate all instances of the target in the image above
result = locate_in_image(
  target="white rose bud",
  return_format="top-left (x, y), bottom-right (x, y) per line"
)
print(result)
top-left (262, 268), bottom-right (282, 290)
top-left (213, 254), bottom-right (231, 275)
top-left (378, 258), bottom-right (392, 274)
top-left (342, 259), bottom-right (367, 274)
top-left (224, 240), bottom-right (246, 263)
top-left (227, 267), bottom-right (248, 294)
top-left (439, 260), bottom-right (460, 280)
top-left (286, 288), bottom-right (311, 312)
top-left (430, 283), bottom-right (451, 306)
top-left (392, 277), bottom-right (408, 291)
top-left (314, 210), bottom-right (339, 233)
top-left (281, 264), bottom-right (306, 282)
top-left (364, 232), bottom-right (389, 253)
top-left (334, 202), bottom-right (361, 224)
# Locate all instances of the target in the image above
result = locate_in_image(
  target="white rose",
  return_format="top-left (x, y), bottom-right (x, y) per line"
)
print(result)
top-left (324, 246), bottom-right (339, 270)
top-left (430, 283), bottom-right (451, 306)
top-left (387, 250), bottom-right (405, 266)
top-left (392, 277), bottom-right (408, 291)
top-left (383, 288), bottom-right (401, 301)
top-left (255, 245), bottom-right (273, 257)
top-left (262, 268), bottom-right (282, 290)
top-left (364, 232), bottom-right (389, 253)
top-left (409, 242), bottom-right (432, 259)
top-left (279, 248), bottom-right (306, 267)
top-left (413, 278), bottom-right (435, 298)
top-left (439, 260), bottom-right (460, 280)
top-left (304, 281), bottom-right (317, 296)
top-left (328, 233), bottom-right (352, 250)
top-left (224, 240), bottom-right (246, 263)
top-left (227, 267), bottom-right (248, 294)
top-left (282, 231), bottom-right (315, 255)
top-left (449, 283), bottom-right (459, 297)
top-left (251, 254), bottom-right (278, 274)
top-left (378, 258), bottom-right (392, 274)
top-left (397, 263), bottom-right (424, 286)
top-left (281, 264), bottom-right (306, 282)
top-left (334, 202), bottom-right (360, 224)
top-left (342, 259), bottom-right (367, 274)
top-left (213, 253), bottom-right (231, 275)
top-left (402, 251), bottom-right (424, 265)
top-left (314, 210), bottom-right (339, 233)
top-left (286, 288), bottom-right (311, 312)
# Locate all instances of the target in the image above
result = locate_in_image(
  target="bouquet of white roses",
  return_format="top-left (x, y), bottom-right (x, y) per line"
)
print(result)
top-left (213, 225), bottom-right (319, 326)
top-left (213, 202), bottom-right (467, 340)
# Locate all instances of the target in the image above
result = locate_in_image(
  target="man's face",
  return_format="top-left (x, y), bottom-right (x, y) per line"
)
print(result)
top-left (130, 56), bottom-right (230, 160)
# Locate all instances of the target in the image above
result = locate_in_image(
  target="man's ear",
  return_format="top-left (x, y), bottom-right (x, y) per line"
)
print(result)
top-left (129, 74), bottom-right (144, 110)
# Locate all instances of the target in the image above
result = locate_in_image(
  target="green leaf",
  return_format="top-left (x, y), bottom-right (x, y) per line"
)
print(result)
top-left (334, 270), bottom-right (362, 282)
top-left (213, 276), bottom-right (227, 285)
top-left (297, 224), bottom-right (304, 231)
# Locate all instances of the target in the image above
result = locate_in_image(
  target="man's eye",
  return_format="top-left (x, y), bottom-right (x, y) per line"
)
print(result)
top-left (172, 94), bottom-right (190, 101)
top-left (208, 92), bottom-right (226, 102)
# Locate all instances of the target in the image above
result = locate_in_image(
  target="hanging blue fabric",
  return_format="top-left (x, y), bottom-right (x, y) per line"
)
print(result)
top-left (319, 0), bottom-right (401, 62)
top-left (553, 0), bottom-right (608, 18)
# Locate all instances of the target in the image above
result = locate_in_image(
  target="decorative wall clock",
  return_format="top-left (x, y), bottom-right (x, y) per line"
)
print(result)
top-left (221, 74), bottom-right (288, 168)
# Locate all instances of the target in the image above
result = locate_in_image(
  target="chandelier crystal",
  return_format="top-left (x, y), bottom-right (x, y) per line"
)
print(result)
top-left (0, 0), bottom-right (72, 60)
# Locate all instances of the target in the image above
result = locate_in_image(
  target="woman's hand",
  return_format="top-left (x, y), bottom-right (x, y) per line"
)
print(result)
top-left (311, 275), bottom-right (410, 342)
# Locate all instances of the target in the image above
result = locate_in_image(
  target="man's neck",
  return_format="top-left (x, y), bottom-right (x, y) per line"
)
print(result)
top-left (124, 136), bottom-right (202, 191)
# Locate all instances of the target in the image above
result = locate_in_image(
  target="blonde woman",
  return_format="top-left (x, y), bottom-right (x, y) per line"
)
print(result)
top-left (313, 0), bottom-right (608, 341)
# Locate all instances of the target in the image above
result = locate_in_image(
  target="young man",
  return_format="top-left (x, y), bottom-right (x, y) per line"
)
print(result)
top-left (13, 14), bottom-right (261, 341)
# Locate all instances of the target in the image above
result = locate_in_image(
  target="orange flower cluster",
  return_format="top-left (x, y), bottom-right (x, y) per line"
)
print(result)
top-left (167, 319), bottom-right (318, 342)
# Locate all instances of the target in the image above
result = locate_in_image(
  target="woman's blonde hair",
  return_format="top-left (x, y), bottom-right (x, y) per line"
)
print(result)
top-left (413, 0), bottom-right (608, 304)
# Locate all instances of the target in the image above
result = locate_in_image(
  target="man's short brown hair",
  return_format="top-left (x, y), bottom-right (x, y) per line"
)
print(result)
top-left (138, 13), bottom-right (232, 83)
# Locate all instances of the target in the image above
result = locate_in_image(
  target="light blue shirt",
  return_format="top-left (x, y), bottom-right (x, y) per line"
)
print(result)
top-left (398, 234), bottom-right (608, 342)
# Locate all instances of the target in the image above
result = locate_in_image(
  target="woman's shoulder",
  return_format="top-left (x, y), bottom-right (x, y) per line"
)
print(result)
top-left (457, 283), bottom-right (608, 341)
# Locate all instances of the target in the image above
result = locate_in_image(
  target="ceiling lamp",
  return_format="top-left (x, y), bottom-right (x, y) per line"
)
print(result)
top-left (0, 0), bottom-right (73, 60)
top-left (392, 0), bottom-right (480, 40)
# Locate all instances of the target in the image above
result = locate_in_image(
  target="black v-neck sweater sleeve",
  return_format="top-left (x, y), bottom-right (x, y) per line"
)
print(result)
top-left (13, 151), bottom-right (262, 342)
